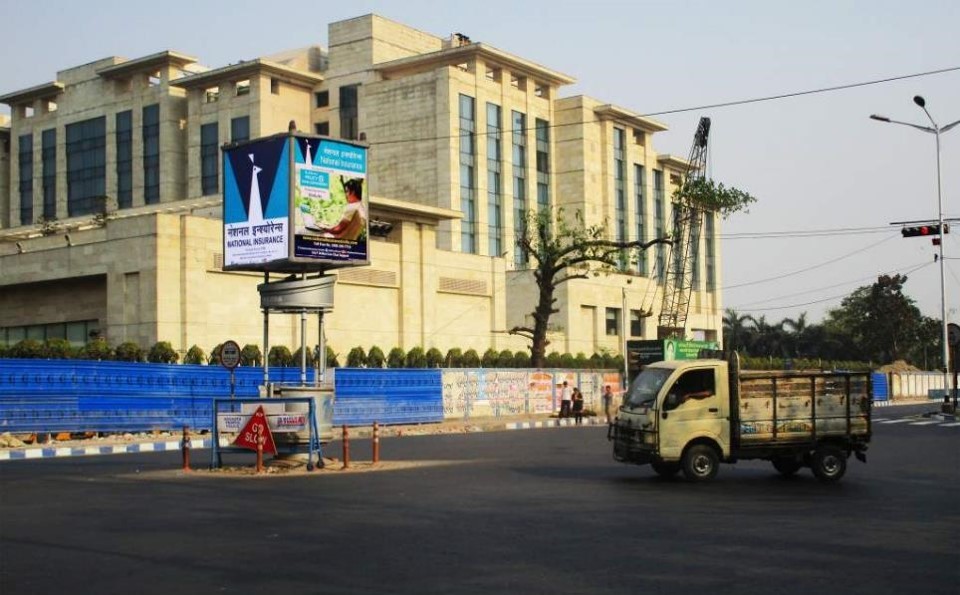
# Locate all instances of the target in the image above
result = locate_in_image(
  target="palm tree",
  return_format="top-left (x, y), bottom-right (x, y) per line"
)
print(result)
top-left (781, 312), bottom-right (809, 358)
top-left (746, 314), bottom-right (784, 358)
top-left (722, 309), bottom-right (753, 354)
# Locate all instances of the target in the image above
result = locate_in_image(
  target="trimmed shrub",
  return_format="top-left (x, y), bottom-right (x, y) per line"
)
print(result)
top-left (292, 346), bottom-right (316, 368)
top-left (147, 341), bottom-right (179, 364)
top-left (44, 339), bottom-right (75, 359)
top-left (241, 344), bottom-right (262, 367)
top-left (589, 353), bottom-right (604, 368)
top-left (481, 348), bottom-right (499, 368)
top-left (0, 345), bottom-right (8, 358)
top-left (10, 339), bottom-right (44, 359)
top-left (425, 347), bottom-right (444, 368)
top-left (545, 351), bottom-right (562, 367)
top-left (559, 352), bottom-right (576, 368)
top-left (346, 346), bottom-right (367, 367)
top-left (209, 344), bottom-right (223, 365)
top-left (497, 349), bottom-right (514, 368)
top-left (81, 338), bottom-right (113, 361)
top-left (387, 347), bottom-right (406, 368)
top-left (511, 351), bottom-right (531, 368)
top-left (184, 345), bottom-right (206, 365)
top-left (600, 352), bottom-right (617, 369)
top-left (268, 345), bottom-right (294, 367)
top-left (405, 346), bottom-right (427, 368)
top-left (445, 348), bottom-right (463, 368)
top-left (462, 349), bottom-right (480, 368)
top-left (367, 346), bottom-right (386, 368)
top-left (574, 352), bottom-right (590, 369)
top-left (115, 341), bottom-right (144, 362)
top-left (326, 346), bottom-right (340, 368)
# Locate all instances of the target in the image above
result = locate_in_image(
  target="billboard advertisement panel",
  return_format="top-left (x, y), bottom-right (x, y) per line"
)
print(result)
top-left (221, 133), bottom-right (368, 272)
top-left (222, 136), bottom-right (290, 269)
top-left (292, 136), bottom-right (368, 264)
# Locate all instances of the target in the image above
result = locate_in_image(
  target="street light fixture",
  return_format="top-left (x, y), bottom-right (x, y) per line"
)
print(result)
top-left (871, 96), bottom-right (960, 402)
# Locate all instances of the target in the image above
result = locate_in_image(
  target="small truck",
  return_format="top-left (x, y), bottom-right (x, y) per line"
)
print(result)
top-left (608, 354), bottom-right (872, 482)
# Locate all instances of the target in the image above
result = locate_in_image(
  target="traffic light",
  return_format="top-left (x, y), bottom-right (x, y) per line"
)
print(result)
top-left (901, 224), bottom-right (948, 238)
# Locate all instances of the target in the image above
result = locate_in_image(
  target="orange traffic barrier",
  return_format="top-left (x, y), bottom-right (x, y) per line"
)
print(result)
top-left (342, 424), bottom-right (350, 469)
top-left (372, 421), bottom-right (380, 464)
top-left (181, 426), bottom-right (192, 472)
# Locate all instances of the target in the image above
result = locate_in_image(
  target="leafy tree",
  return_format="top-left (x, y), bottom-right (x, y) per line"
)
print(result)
top-left (147, 341), bottom-right (179, 364)
top-left (184, 345), bottom-right (206, 365)
top-left (405, 346), bottom-right (427, 368)
top-left (678, 178), bottom-right (757, 217)
top-left (387, 347), bottom-right (406, 368)
top-left (462, 349), bottom-right (481, 368)
top-left (268, 345), bottom-right (294, 367)
top-left (241, 344), bottom-right (262, 367)
top-left (481, 348), bottom-right (499, 368)
top-left (425, 347), bottom-right (445, 368)
top-left (509, 208), bottom-right (670, 367)
top-left (825, 274), bottom-right (926, 365)
top-left (346, 346), bottom-right (367, 367)
top-left (115, 341), bottom-right (143, 362)
top-left (367, 346), bottom-right (386, 368)
top-left (445, 348), bottom-right (463, 368)
top-left (44, 339), bottom-right (75, 359)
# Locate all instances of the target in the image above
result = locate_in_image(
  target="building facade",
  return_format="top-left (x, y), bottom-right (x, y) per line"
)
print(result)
top-left (0, 14), bottom-right (721, 359)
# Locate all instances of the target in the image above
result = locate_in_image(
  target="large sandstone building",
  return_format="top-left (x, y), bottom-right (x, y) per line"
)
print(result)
top-left (0, 14), bottom-right (722, 359)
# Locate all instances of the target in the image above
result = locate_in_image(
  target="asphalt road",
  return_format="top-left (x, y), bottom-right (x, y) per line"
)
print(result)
top-left (1, 405), bottom-right (957, 595)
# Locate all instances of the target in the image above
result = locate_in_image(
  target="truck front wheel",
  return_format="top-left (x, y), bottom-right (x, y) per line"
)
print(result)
top-left (811, 446), bottom-right (847, 483)
top-left (682, 444), bottom-right (719, 482)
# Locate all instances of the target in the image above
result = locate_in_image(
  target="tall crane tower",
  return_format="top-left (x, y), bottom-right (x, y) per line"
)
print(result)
top-left (657, 117), bottom-right (711, 339)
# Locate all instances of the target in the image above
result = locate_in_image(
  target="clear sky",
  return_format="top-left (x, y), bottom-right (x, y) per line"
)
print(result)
top-left (3, 0), bottom-right (958, 326)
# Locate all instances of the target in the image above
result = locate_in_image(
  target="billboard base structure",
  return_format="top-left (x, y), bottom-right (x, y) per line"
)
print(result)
top-left (258, 274), bottom-right (337, 413)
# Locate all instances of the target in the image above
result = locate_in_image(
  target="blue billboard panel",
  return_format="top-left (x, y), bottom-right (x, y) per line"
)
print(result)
top-left (222, 136), bottom-right (290, 268)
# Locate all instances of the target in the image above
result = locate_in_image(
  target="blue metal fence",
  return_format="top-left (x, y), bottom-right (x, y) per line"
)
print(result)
top-left (871, 372), bottom-right (889, 401)
top-left (0, 360), bottom-right (443, 434)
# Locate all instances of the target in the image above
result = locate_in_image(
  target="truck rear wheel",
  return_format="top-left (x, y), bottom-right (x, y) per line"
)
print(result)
top-left (682, 444), bottom-right (719, 482)
top-left (811, 445), bottom-right (847, 483)
top-left (651, 461), bottom-right (680, 478)
top-left (772, 457), bottom-right (802, 477)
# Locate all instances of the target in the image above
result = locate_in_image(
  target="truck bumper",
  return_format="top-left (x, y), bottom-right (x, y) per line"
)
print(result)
top-left (609, 423), bottom-right (657, 465)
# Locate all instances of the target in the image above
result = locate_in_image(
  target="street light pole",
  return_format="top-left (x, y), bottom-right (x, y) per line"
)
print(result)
top-left (871, 96), bottom-right (960, 397)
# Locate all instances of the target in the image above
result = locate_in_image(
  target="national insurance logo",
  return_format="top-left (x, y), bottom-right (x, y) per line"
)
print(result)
top-left (223, 136), bottom-right (289, 224)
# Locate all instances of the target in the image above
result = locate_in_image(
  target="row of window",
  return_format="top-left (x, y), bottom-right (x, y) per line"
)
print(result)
top-left (602, 308), bottom-right (646, 337)
top-left (199, 116), bottom-right (251, 196)
top-left (0, 320), bottom-right (100, 348)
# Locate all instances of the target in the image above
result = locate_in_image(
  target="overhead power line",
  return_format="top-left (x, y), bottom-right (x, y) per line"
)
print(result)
top-left (367, 66), bottom-right (960, 148)
top-left (720, 226), bottom-right (894, 240)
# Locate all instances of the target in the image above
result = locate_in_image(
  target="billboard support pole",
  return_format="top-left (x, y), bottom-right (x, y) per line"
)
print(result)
top-left (300, 306), bottom-right (308, 386)
top-left (262, 271), bottom-right (270, 395)
top-left (319, 310), bottom-right (327, 385)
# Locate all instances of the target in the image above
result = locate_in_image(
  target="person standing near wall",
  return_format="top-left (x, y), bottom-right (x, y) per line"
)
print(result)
top-left (572, 387), bottom-right (584, 425)
top-left (560, 381), bottom-right (573, 419)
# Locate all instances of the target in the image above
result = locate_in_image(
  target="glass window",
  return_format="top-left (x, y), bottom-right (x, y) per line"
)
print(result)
top-left (18, 133), bottom-right (33, 224)
top-left (314, 121), bottom-right (329, 136)
top-left (142, 104), bottom-right (160, 204)
top-left (512, 110), bottom-right (527, 266)
top-left (535, 118), bottom-right (550, 211)
top-left (235, 80), bottom-right (250, 96)
top-left (459, 94), bottom-right (477, 254)
top-left (614, 128), bottom-right (626, 269)
top-left (654, 169), bottom-right (665, 283)
top-left (339, 85), bottom-right (359, 140)
top-left (630, 310), bottom-right (644, 337)
top-left (200, 122), bottom-right (219, 196)
top-left (486, 102), bottom-right (502, 257)
top-left (315, 91), bottom-right (329, 108)
top-left (230, 116), bottom-right (249, 143)
top-left (606, 307), bottom-right (621, 336)
top-left (116, 110), bottom-right (133, 209)
top-left (42, 128), bottom-right (56, 219)
top-left (705, 214), bottom-right (716, 291)
top-left (635, 164), bottom-right (647, 276)
top-left (66, 116), bottom-right (107, 216)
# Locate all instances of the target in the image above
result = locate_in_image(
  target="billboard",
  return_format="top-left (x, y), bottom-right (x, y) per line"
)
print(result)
top-left (222, 133), bottom-right (369, 271)
top-left (626, 339), bottom-right (721, 383)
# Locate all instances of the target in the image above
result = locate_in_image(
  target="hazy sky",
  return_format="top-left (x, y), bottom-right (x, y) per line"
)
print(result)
top-left (3, 0), bottom-right (958, 326)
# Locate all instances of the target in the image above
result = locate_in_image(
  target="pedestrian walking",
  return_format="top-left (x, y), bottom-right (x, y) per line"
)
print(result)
top-left (602, 385), bottom-right (614, 423)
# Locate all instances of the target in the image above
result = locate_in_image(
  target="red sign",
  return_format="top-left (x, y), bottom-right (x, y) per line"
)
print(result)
top-left (233, 405), bottom-right (277, 455)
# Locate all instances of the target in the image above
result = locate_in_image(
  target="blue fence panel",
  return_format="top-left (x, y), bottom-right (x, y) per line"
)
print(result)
top-left (333, 369), bottom-right (444, 426)
top-left (871, 372), bottom-right (889, 401)
top-left (0, 360), bottom-right (445, 434)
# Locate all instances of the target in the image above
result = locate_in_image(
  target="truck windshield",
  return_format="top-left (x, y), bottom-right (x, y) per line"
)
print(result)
top-left (624, 368), bottom-right (673, 408)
